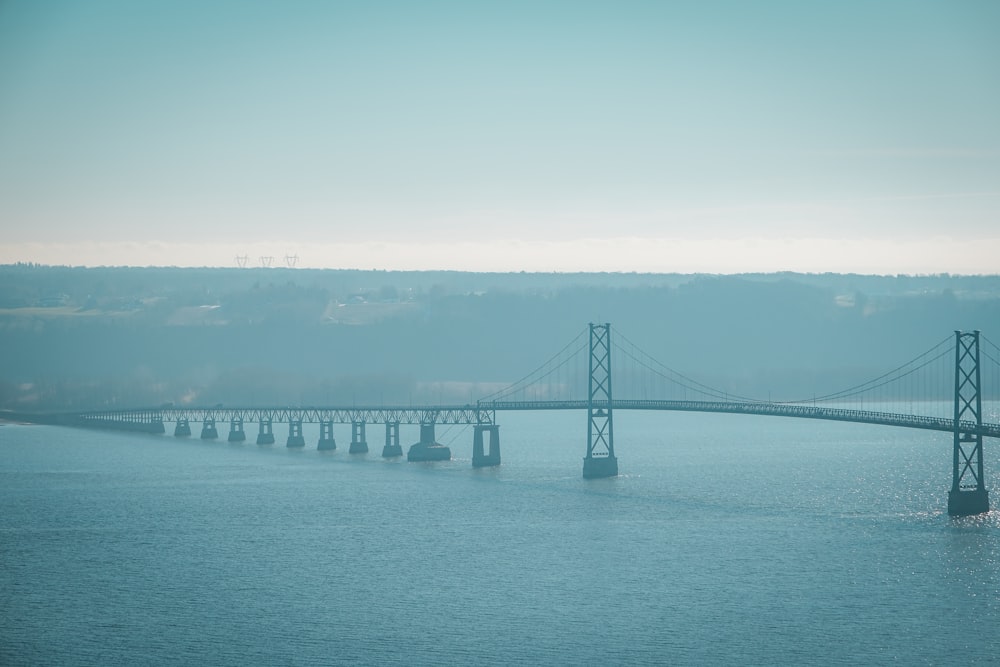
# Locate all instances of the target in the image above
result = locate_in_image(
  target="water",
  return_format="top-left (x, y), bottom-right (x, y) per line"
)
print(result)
top-left (2, 411), bottom-right (999, 665)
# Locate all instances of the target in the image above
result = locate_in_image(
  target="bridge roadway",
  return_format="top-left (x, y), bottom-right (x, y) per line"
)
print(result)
top-left (488, 400), bottom-right (1000, 438)
top-left (75, 400), bottom-right (1000, 438)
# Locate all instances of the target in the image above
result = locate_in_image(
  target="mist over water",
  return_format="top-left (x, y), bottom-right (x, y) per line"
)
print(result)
top-left (3, 411), bottom-right (999, 665)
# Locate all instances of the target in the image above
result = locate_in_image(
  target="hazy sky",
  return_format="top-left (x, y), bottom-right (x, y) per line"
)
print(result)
top-left (1, 1), bottom-right (998, 272)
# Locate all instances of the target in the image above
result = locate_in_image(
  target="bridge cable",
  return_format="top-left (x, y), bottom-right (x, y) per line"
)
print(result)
top-left (478, 327), bottom-right (589, 403)
top-left (612, 328), bottom-right (762, 402)
top-left (613, 327), bottom-right (955, 408)
top-left (782, 334), bottom-right (954, 404)
top-left (789, 345), bottom-right (953, 404)
top-left (613, 343), bottom-right (752, 402)
top-left (982, 335), bottom-right (1000, 405)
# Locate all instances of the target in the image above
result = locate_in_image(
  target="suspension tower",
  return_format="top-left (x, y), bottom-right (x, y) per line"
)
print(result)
top-left (583, 323), bottom-right (618, 478)
top-left (949, 330), bottom-right (990, 516)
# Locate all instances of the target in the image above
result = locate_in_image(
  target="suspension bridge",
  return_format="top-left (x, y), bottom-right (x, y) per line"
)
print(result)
top-left (35, 323), bottom-right (1000, 517)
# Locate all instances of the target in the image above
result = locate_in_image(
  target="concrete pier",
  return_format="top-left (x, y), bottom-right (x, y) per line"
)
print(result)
top-left (318, 420), bottom-right (336, 451)
top-left (200, 418), bottom-right (219, 440)
top-left (583, 454), bottom-right (618, 478)
top-left (349, 421), bottom-right (368, 454)
top-left (472, 424), bottom-right (501, 468)
top-left (287, 420), bottom-right (305, 448)
top-left (407, 422), bottom-right (451, 462)
top-left (174, 418), bottom-right (192, 437)
top-left (949, 488), bottom-right (990, 516)
top-left (382, 421), bottom-right (403, 457)
top-left (228, 418), bottom-right (246, 442)
top-left (257, 419), bottom-right (275, 445)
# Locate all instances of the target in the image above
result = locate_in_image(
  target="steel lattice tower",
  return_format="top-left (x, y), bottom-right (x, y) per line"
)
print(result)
top-left (583, 323), bottom-right (618, 478)
top-left (949, 330), bottom-right (990, 516)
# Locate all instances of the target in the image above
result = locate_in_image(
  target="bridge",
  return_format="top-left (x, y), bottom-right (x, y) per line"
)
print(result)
top-left (44, 324), bottom-right (1000, 517)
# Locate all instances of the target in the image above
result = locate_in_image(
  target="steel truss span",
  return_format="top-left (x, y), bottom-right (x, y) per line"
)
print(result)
top-left (78, 406), bottom-right (496, 427)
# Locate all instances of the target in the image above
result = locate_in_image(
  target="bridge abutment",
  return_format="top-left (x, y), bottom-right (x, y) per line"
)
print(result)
top-left (228, 418), bottom-right (246, 442)
top-left (257, 419), bottom-right (275, 445)
top-left (200, 418), bottom-right (218, 440)
top-left (349, 421), bottom-right (368, 454)
top-left (472, 424), bottom-right (501, 468)
top-left (318, 420), bottom-right (336, 450)
top-left (382, 421), bottom-right (402, 457)
top-left (174, 418), bottom-right (191, 437)
top-left (287, 420), bottom-right (305, 448)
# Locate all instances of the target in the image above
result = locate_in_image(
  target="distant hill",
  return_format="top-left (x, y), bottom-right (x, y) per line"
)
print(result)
top-left (1, 265), bottom-right (998, 410)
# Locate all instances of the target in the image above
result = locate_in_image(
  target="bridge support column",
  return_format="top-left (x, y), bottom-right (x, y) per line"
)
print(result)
top-left (407, 421), bottom-right (451, 461)
top-left (583, 323), bottom-right (618, 478)
top-left (228, 418), bottom-right (246, 442)
top-left (382, 421), bottom-right (402, 457)
top-left (287, 420), bottom-right (305, 448)
top-left (318, 420), bottom-right (337, 451)
top-left (472, 425), bottom-right (501, 468)
top-left (174, 417), bottom-right (191, 437)
top-left (948, 330), bottom-right (990, 516)
top-left (257, 419), bottom-right (275, 445)
top-left (349, 421), bottom-right (368, 454)
top-left (200, 417), bottom-right (218, 440)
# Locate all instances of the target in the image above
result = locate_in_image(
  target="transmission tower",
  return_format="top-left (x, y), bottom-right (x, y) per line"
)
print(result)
top-left (234, 255), bottom-right (249, 268)
top-left (285, 254), bottom-right (299, 268)
top-left (259, 256), bottom-right (274, 268)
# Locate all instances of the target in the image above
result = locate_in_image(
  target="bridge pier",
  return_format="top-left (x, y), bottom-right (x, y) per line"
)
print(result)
top-left (949, 330), bottom-right (990, 516)
top-left (583, 454), bottom-right (619, 478)
top-left (949, 486), bottom-right (990, 516)
top-left (287, 420), bottom-right (305, 448)
top-left (200, 417), bottom-right (218, 440)
top-left (472, 424), bottom-right (501, 468)
top-left (257, 419), bottom-right (275, 445)
top-left (318, 420), bottom-right (336, 451)
top-left (407, 422), bottom-right (451, 461)
top-left (382, 421), bottom-right (402, 457)
top-left (349, 421), bottom-right (368, 454)
top-left (228, 418), bottom-right (246, 443)
top-left (583, 323), bottom-right (618, 478)
top-left (949, 430), bottom-right (990, 516)
top-left (174, 417), bottom-right (191, 437)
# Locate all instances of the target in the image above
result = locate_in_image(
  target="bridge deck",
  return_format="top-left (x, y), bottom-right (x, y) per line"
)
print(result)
top-left (488, 400), bottom-right (1000, 438)
top-left (60, 400), bottom-right (1000, 438)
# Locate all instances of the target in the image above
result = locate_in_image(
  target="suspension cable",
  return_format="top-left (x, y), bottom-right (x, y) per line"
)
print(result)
top-left (613, 342), bottom-right (757, 402)
top-left (791, 345), bottom-right (953, 404)
top-left (613, 329), bottom-right (762, 402)
top-left (981, 334), bottom-right (1000, 368)
top-left (613, 326), bottom-right (955, 406)
top-left (478, 326), bottom-right (588, 402)
top-left (782, 334), bottom-right (954, 403)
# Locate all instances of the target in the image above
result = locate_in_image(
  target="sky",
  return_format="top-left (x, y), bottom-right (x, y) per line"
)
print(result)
top-left (0, 0), bottom-right (998, 273)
